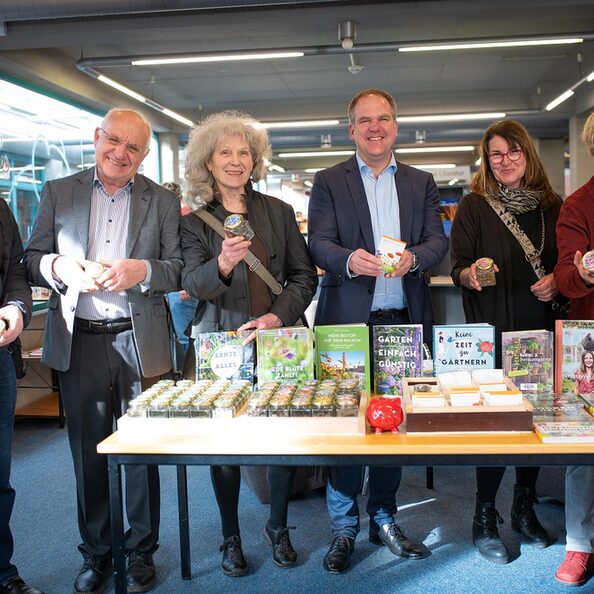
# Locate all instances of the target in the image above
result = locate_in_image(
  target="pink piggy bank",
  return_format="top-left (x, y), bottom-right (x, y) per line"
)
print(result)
top-left (367, 397), bottom-right (404, 434)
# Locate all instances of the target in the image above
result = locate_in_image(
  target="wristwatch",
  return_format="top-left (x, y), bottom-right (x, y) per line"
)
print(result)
top-left (408, 250), bottom-right (419, 273)
top-left (6, 300), bottom-right (27, 316)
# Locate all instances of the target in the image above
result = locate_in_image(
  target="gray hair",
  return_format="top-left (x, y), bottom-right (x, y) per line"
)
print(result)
top-left (184, 110), bottom-right (271, 209)
top-left (102, 108), bottom-right (152, 141)
top-left (582, 111), bottom-right (594, 158)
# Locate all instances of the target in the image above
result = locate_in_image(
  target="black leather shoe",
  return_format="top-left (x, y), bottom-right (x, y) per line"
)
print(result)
top-left (219, 535), bottom-right (248, 577)
top-left (73, 557), bottom-right (111, 594)
top-left (126, 551), bottom-right (155, 593)
top-left (0, 576), bottom-right (44, 594)
top-left (472, 498), bottom-right (510, 564)
top-left (323, 535), bottom-right (354, 573)
top-left (511, 485), bottom-right (554, 548)
top-left (369, 522), bottom-right (429, 559)
top-left (264, 524), bottom-right (297, 567)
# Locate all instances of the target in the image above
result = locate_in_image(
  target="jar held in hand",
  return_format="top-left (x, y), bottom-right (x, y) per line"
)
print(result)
top-left (475, 257), bottom-right (496, 287)
top-left (223, 214), bottom-right (255, 240)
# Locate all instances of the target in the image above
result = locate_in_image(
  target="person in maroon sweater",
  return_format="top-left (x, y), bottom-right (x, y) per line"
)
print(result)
top-left (553, 110), bottom-right (594, 587)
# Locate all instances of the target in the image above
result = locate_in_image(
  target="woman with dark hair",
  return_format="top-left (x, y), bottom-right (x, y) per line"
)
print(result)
top-left (451, 119), bottom-right (561, 564)
top-left (180, 111), bottom-right (317, 576)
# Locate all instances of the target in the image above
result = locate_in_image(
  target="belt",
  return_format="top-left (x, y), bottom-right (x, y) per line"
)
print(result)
top-left (369, 307), bottom-right (409, 320)
top-left (74, 317), bottom-right (133, 334)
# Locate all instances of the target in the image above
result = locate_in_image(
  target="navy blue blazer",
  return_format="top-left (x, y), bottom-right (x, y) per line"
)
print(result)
top-left (307, 155), bottom-right (448, 343)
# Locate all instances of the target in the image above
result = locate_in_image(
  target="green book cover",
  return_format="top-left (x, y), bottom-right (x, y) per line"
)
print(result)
top-left (501, 329), bottom-right (554, 394)
top-left (372, 324), bottom-right (423, 396)
top-left (256, 326), bottom-right (314, 384)
top-left (315, 324), bottom-right (370, 394)
top-left (196, 330), bottom-right (254, 383)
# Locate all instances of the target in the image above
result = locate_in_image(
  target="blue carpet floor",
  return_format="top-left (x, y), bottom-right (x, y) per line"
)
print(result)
top-left (8, 419), bottom-right (586, 594)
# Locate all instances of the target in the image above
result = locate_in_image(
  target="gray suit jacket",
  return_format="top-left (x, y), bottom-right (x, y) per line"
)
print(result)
top-left (23, 168), bottom-right (182, 376)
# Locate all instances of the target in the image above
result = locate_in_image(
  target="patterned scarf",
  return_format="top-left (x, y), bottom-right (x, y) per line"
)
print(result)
top-left (496, 182), bottom-right (543, 215)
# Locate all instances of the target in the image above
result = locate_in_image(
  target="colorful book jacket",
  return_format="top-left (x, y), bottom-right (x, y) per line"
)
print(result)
top-left (554, 320), bottom-right (594, 395)
top-left (534, 421), bottom-right (594, 443)
top-left (432, 324), bottom-right (495, 375)
top-left (315, 324), bottom-right (370, 394)
top-left (196, 330), bottom-right (255, 383)
top-left (372, 324), bottom-right (423, 396)
top-left (256, 326), bottom-right (314, 384)
top-left (528, 393), bottom-right (592, 423)
top-left (501, 330), bottom-right (554, 394)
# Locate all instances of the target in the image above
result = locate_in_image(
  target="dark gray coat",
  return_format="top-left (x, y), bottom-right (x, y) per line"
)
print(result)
top-left (181, 184), bottom-right (317, 335)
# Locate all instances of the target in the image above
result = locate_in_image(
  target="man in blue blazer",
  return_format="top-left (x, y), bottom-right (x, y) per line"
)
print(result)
top-left (308, 88), bottom-right (448, 573)
top-left (24, 109), bottom-right (182, 594)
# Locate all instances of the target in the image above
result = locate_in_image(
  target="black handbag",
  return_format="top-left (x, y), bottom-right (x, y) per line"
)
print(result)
top-left (8, 336), bottom-right (26, 379)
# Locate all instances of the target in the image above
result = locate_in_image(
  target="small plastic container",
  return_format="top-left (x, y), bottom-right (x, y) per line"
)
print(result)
top-left (582, 250), bottom-right (594, 274)
top-left (475, 257), bottom-right (496, 287)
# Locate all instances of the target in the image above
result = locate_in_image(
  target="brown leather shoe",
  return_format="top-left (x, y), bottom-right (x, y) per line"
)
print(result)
top-left (0, 576), bottom-right (44, 594)
top-left (126, 551), bottom-right (155, 593)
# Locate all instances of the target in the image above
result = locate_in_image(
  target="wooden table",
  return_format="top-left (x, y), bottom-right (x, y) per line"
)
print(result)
top-left (97, 428), bottom-right (594, 593)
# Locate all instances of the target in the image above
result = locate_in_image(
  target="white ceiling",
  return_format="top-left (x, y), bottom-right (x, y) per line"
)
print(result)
top-left (0, 0), bottom-right (593, 170)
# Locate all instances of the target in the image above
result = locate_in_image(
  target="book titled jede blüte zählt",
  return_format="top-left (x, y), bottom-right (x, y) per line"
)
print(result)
top-left (256, 326), bottom-right (314, 385)
top-left (315, 324), bottom-right (370, 394)
top-left (432, 324), bottom-right (495, 375)
top-left (372, 324), bottom-right (423, 397)
top-left (196, 330), bottom-right (255, 383)
top-left (554, 320), bottom-right (594, 394)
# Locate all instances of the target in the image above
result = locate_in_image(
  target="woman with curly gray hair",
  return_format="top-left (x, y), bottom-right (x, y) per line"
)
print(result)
top-left (181, 111), bottom-right (317, 577)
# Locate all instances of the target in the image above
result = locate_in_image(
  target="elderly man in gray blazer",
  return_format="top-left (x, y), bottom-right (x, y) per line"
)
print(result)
top-left (24, 108), bottom-right (182, 594)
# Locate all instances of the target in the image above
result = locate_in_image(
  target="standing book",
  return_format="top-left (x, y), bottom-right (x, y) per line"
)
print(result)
top-left (433, 324), bottom-right (495, 375)
top-left (372, 324), bottom-right (423, 396)
top-left (196, 330), bottom-right (255, 383)
top-left (256, 326), bottom-right (314, 384)
top-left (534, 421), bottom-right (594, 443)
top-left (501, 330), bottom-right (554, 394)
top-left (554, 320), bottom-right (594, 394)
top-left (315, 324), bottom-right (370, 394)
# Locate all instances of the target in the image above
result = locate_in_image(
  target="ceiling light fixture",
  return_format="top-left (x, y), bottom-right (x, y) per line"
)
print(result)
top-left (545, 89), bottom-right (575, 111)
top-left (97, 75), bottom-right (147, 103)
top-left (277, 150), bottom-right (354, 158)
top-left (448, 178), bottom-right (460, 186)
top-left (305, 168), bottom-right (324, 173)
top-left (408, 163), bottom-right (457, 169)
top-left (587, 70), bottom-right (594, 82)
top-left (399, 112), bottom-right (505, 123)
top-left (132, 51), bottom-right (304, 66)
top-left (162, 108), bottom-right (194, 127)
top-left (395, 146), bottom-right (475, 154)
top-left (252, 119), bottom-right (340, 129)
top-left (399, 37), bottom-right (583, 52)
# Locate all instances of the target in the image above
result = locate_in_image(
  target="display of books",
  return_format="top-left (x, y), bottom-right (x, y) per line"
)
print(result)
top-left (196, 330), bottom-right (255, 383)
top-left (256, 326), bottom-right (314, 385)
top-left (534, 421), bottom-right (594, 443)
top-left (502, 329), bottom-right (553, 394)
top-left (554, 320), bottom-right (594, 394)
top-left (372, 324), bottom-right (423, 396)
top-left (433, 324), bottom-right (495, 375)
top-left (315, 324), bottom-right (370, 394)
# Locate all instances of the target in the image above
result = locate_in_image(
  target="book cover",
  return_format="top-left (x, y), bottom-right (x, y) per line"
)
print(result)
top-left (554, 320), bottom-right (594, 394)
top-left (315, 324), bottom-right (370, 394)
top-left (372, 324), bottom-right (423, 396)
top-left (534, 421), bottom-right (594, 443)
top-left (501, 330), bottom-right (554, 394)
top-left (433, 324), bottom-right (495, 375)
top-left (196, 330), bottom-right (255, 383)
top-left (256, 326), bottom-right (314, 384)
top-left (528, 393), bottom-right (592, 423)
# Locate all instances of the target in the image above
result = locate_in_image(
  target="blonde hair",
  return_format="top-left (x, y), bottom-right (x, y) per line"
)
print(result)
top-left (582, 111), bottom-right (594, 158)
top-left (184, 111), bottom-right (271, 208)
top-left (471, 119), bottom-right (557, 209)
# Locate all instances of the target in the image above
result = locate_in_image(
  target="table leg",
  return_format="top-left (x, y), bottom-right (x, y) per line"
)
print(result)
top-left (177, 464), bottom-right (191, 580)
top-left (108, 455), bottom-right (127, 594)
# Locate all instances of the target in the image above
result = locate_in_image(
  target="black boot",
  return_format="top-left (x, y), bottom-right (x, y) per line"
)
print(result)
top-left (264, 524), bottom-right (297, 567)
top-left (472, 498), bottom-right (510, 564)
top-left (219, 535), bottom-right (248, 577)
top-left (511, 485), bottom-right (553, 548)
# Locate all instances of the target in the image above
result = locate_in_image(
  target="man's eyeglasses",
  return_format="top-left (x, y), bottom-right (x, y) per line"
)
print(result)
top-left (99, 128), bottom-right (148, 157)
top-left (488, 147), bottom-right (523, 165)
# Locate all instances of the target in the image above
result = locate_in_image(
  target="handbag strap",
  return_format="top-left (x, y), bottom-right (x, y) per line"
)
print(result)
top-left (195, 208), bottom-right (284, 295)
top-left (484, 197), bottom-right (546, 279)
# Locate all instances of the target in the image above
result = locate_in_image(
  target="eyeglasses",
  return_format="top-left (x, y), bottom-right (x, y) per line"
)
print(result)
top-left (488, 147), bottom-right (523, 165)
top-left (98, 128), bottom-right (148, 157)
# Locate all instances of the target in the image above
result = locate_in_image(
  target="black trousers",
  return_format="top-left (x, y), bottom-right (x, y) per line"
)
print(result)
top-left (59, 328), bottom-right (160, 559)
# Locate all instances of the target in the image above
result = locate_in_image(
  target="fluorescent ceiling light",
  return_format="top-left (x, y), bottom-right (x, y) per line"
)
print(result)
top-left (399, 37), bottom-right (583, 52)
top-left (305, 168), bottom-right (324, 173)
top-left (409, 163), bottom-right (457, 169)
top-left (10, 166), bottom-right (45, 172)
top-left (304, 181), bottom-right (313, 188)
top-left (97, 75), bottom-right (147, 103)
top-left (252, 119), bottom-right (340, 129)
top-left (545, 89), bottom-right (575, 111)
top-left (277, 150), bottom-right (354, 158)
top-left (475, 158), bottom-right (482, 166)
top-left (587, 70), bottom-right (594, 82)
top-left (132, 52), bottom-right (304, 66)
top-left (448, 178), bottom-right (460, 186)
top-left (395, 146), bottom-right (474, 154)
top-left (162, 108), bottom-right (194, 127)
top-left (399, 112), bottom-right (505, 123)
top-left (268, 164), bottom-right (286, 173)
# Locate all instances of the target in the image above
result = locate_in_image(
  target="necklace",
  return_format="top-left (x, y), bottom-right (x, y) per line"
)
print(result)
top-left (525, 210), bottom-right (545, 264)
